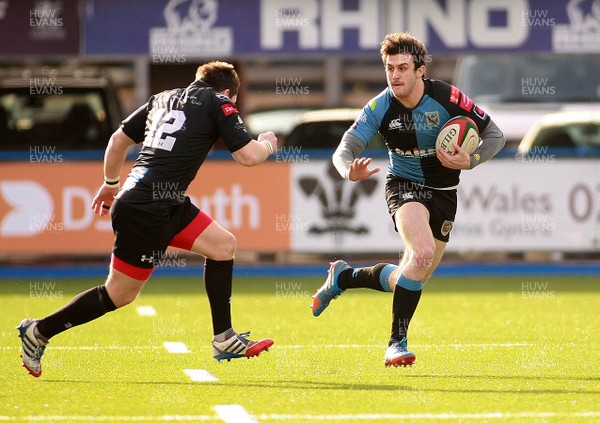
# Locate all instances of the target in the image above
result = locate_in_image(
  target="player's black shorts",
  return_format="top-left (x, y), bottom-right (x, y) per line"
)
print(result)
top-left (110, 197), bottom-right (213, 280)
top-left (385, 173), bottom-right (457, 242)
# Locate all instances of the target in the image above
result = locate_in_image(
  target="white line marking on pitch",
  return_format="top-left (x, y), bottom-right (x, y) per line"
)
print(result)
top-left (136, 305), bottom-right (157, 316)
top-left (184, 369), bottom-right (219, 382)
top-left (3, 411), bottom-right (598, 421)
top-left (1, 346), bottom-right (163, 351)
top-left (259, 411), bottom-right (600, 420)
top-left (0, 416), bottom-right (214, 421)
top-left (278, 343), bottom-right (532, 349)
top-left (163, 341), bottom-right (191, 353)
top-left (214, 405), bottom-right (258, 423)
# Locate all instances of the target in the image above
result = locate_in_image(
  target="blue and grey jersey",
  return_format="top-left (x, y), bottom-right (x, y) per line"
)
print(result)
top-left (347, 78), bottom-right (490, 189)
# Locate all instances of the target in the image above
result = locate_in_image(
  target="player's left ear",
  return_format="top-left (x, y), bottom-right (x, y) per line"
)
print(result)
top-left (416, 65), bottom-right (426, 78)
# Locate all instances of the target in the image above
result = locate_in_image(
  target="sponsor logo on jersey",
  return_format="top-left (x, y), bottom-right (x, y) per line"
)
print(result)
top-left (402, 192), bottom-right (414, 200)
top-left (423, 111), bottom-right (440, 127)
top-left (449, 85), bottom-right (460, 104)
top-left (221, 103), bottom-right (238, 116)
top-left (140, 255), bottom-right (154, 263)
top-left (473, 105), bottom-right (487, 120)
top-left (388, 118), bottom-right (404, 130)
top-left (459, 93), bottom-right (474, 112)
top-left (215, 93), bottom-right (232, 102)
top-left (393, 147), bottom-right (437, 158)
top-left (441, 220), bottom-right (454, 236)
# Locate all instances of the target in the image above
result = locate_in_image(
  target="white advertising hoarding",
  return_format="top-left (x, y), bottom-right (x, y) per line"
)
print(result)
top-left (291, 159), bottom-right (600, 253)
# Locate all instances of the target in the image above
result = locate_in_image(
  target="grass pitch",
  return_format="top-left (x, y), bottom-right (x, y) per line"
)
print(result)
top-left (0, 272), bottom-right (598, 422)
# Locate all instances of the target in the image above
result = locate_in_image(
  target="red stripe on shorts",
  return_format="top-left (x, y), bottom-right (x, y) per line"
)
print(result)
top-left (111, 254), bottom-right (154, 281)
top-left (169, 210), bottom-right (213, 251)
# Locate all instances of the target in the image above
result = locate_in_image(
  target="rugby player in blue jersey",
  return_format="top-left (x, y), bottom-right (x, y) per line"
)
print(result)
top-left (311, 33), bottom-right (505, 367)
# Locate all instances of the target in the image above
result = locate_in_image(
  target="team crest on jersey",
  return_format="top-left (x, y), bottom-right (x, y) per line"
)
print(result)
top-left (221, 103), bottom-right (238, 116)
top-left (441, 220), bottom-right (454, 237)
top-left (423, 111), bottom-right (440, 127)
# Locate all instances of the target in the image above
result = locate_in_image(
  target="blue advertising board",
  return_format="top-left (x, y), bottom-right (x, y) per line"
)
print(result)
top-left (82, 0), bottom-right (600, 56)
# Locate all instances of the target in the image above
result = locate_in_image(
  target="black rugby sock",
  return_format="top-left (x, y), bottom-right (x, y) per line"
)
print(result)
top-left (337, 263), bottom-right (396, 292)
top-left (36, 285), bottom-right (117, 340)
top-left (390, 275), bottom-right (423, 343)
top-left (204, 259), bottom-right (234, 336)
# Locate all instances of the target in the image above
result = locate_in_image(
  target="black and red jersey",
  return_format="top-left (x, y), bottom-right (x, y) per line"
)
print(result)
top-left (116, 80), bottom-right (251, 207)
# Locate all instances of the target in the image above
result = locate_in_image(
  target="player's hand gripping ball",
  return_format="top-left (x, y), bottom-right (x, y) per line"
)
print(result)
top-left (435, 116), bottom-right (480, 155)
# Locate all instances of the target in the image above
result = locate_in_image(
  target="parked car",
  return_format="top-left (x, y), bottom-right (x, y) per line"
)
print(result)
top-left (0, 68), bottom-right (124, 152)
top-left (454, 54), bottom-right (600, 148)
top-left (518, 111), bottom-right (600, 157)
top-left (285, 108), bottom-right (386, 151)
top-left (244, 107), bottom-right (311, 141)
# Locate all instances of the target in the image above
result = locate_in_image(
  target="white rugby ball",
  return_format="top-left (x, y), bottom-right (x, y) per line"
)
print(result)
top-left (436, 116), bottom-right (480, 155)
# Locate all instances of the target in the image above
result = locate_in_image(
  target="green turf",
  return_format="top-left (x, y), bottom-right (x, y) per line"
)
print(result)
top-left (0, 274), bottom-right (598, 422)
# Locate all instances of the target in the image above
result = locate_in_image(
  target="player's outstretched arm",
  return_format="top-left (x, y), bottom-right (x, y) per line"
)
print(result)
top-left (333, 132), bottom-right (379, 181)
top-left (91, 128), bottom-right (135, 216)
top-left (232, 131), bottom-right (278, 167)
top-left (348, 157), bottom-right (381, 181)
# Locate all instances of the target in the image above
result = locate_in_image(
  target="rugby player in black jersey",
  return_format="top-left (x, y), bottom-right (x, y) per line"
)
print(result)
top-left (311, 33), bottom-right (505, 367)
top-left (18, 62), bottom-right (277, 377)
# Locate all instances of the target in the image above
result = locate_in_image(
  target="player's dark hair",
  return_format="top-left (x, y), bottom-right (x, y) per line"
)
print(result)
top-left (196, 61), bottom-right (241, 98)
top-left (380, 32), bottom-right (429, 69)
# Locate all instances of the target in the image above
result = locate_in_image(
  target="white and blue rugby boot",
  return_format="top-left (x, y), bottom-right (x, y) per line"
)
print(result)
top-left (384, 337), bottom-right (416, 367)
top-left (311, 260), bottom-right (351, 317)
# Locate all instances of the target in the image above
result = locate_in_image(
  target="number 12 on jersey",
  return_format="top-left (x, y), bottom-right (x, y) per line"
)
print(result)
top-left (144, 108), bottom-right (186, 151)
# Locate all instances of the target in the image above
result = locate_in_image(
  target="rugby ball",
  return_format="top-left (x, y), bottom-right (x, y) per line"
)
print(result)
top-left (436, 116), bottom-right (480, 155)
